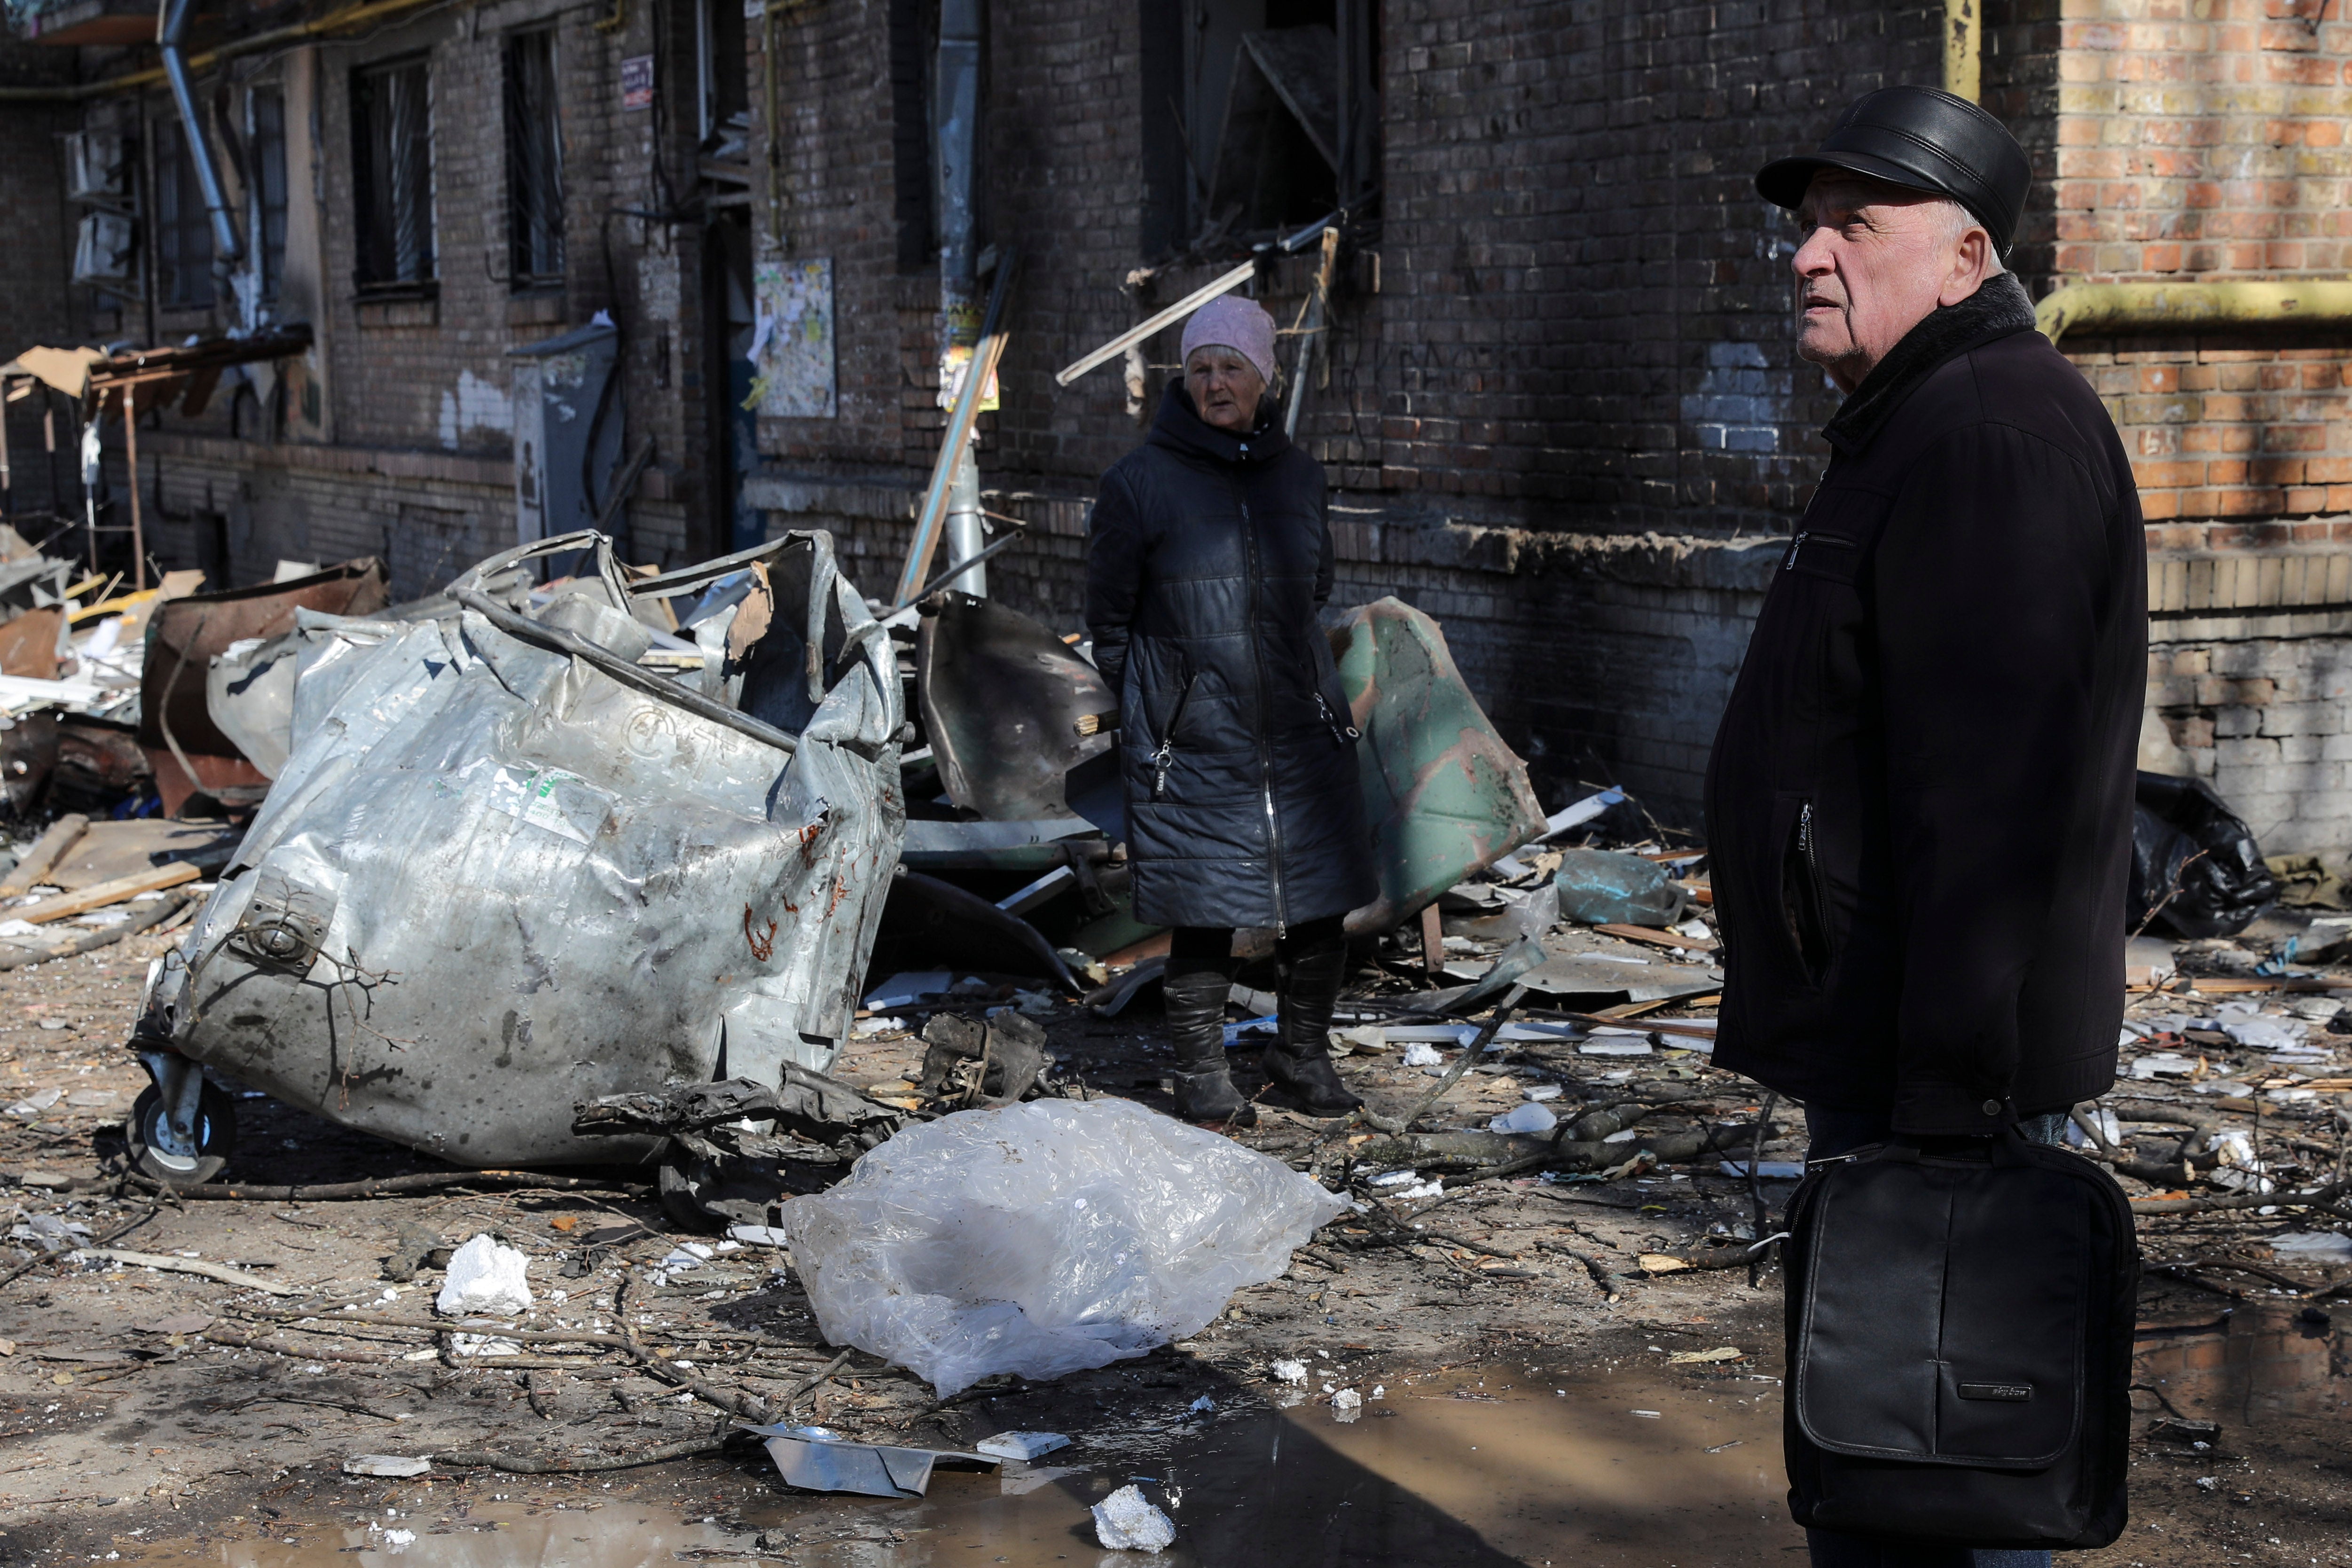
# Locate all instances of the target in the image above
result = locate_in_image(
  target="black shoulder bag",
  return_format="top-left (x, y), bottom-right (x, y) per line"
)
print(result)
top-left (1782, 1130), bottom-right (2140, 1550)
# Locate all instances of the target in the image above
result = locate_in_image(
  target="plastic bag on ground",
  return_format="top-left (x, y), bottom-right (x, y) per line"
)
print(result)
top-left (1553, 847), bottom-right (1685, 927)
top-left (780, 1099), bottom-right (1348, 1397)
top-left (2130, 771), bottom-right (2277, 939)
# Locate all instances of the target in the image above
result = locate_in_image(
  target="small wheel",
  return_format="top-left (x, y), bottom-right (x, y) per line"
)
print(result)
top-left (124, 1081), bottom-right (235, 1188)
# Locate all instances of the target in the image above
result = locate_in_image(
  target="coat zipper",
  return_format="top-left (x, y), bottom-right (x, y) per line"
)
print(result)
top-left (1314, 692), bottom-right (1359, 745)
top-left (1782, 532), bottom-right (1856, 571)
top-left (1794, 800), bottom-right (1833, 977)
top-left (1239, 486), bottom-right (1288, 933)
top-left (1150, 668), bottom-right (1197, 800)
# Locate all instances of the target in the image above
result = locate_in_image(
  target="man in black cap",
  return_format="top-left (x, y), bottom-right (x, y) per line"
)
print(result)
top-left (1706, 86), bottom-right (2147, 1567)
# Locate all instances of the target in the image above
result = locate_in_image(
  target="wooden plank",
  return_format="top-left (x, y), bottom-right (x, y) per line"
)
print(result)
top-left (1593, 922), bottom-right (1717, 954)
top-left (0, 812), bottom-right (88, 897)
top-left (1420, 903), bottom-right (1445, 975)
top-left (10, 860), bottom-right (200, 925)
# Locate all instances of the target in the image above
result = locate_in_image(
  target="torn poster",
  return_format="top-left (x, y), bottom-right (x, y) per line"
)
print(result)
top-left (752, 258), bottom-right (838, 419)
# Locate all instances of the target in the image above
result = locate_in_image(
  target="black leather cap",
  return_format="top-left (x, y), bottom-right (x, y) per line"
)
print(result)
top-left (1756, 86), bottom-right (2031, 256)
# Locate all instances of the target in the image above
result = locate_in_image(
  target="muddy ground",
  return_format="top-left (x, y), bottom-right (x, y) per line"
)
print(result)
top-left (0, 927), bottom-right (2346, 1566)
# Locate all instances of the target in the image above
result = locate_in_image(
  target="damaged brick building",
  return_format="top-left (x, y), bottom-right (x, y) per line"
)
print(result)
top-left (0, 0), bottom-right (2348, 861)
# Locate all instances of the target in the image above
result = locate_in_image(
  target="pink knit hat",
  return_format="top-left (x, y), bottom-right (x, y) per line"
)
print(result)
top-left (1180, 295), bottom-right (1279, 385)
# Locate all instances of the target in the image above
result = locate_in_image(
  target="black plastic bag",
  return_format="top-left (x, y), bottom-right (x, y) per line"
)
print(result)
top-left (2128, 771), bottom-right (2277, 939)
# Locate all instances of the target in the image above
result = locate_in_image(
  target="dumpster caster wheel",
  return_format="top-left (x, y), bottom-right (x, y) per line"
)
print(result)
top-left (125, 1082), bottom-right (235, 1188)
top-left (657, 1152), bottom-right (727, 1235)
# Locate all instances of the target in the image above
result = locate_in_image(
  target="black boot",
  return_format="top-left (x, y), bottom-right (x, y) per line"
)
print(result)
top-left (1263, 922), bottom-right (1361, 1117)
top-left (1163, 966), bottom-right (1257, 1128)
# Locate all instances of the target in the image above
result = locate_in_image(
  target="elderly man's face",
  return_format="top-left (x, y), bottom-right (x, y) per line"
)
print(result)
top-left (1186, 346), bottom-right (1266, 433)
top-left (1791, 174), bottom-right (1996, 392)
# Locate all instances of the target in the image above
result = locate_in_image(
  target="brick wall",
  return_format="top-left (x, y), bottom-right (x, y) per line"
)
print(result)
top-left (46, 0), bottom-right (722, 592)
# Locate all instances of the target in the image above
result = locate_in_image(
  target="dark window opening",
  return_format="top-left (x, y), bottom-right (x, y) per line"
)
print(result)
top-left (249, 87), bottom-right (289, 303)
top-left (152, 116), bottom-right (214, 309)
top-left (888, 0), bottom-right (936, 272)
top-left (698, 0), bottom-right (750, 140)
top-left (1138, 0), bottom-right (1377, 256)
top-left (352, 56), bottom-right (435, 293)
top-left (503, 30), bottom-right (564, 290)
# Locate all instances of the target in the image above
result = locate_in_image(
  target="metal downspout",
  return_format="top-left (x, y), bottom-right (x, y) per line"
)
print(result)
top-left (934, 0), bottom-right (986, 598)
top-left (1943, 0), bottom-right (1979, 104)
top-left (159, 0), bottom-right (244, 272)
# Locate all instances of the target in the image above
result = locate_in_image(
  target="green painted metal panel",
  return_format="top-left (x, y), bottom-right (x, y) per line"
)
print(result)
top-left (1333, 597), bottom-right (1546, 933)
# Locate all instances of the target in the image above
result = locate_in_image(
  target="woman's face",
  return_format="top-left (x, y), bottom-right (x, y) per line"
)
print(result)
top-left (1185, 346), bottom-right (1266, 433)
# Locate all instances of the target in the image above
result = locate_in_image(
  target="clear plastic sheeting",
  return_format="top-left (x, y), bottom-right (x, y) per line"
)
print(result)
top-left (141, 530), bottom-right (904, 1168)
top-left (781, 1099), bottom-right (1349, 1397)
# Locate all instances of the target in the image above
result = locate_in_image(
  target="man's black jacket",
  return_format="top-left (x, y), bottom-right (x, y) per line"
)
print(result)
top-left (1704, 274), bottom-right (2148, 1136)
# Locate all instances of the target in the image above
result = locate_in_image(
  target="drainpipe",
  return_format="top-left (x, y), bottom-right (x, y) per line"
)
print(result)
top-left (159, 0), bottom-right (243, 266)
top-left (933, 0), bottom-right (986, 597)
top-left (1942, 0), bottom-right (1979, 104)
top-left (2036, 280), bottom-right (2352, 343)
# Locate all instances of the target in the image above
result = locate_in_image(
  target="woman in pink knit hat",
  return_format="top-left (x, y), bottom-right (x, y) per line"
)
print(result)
top-left (1083, 294), bottom-right (1374, 1129)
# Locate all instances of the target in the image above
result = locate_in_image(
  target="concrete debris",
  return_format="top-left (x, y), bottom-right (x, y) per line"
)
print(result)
top-left (435, 1235), bottom-right (533, 1317)
top-left (1090, 1483), bottom-right (1177, 1552)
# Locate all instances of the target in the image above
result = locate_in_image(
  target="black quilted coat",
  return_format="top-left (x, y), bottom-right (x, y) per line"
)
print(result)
top-left (1085, 381), bottom-right (1376, 930)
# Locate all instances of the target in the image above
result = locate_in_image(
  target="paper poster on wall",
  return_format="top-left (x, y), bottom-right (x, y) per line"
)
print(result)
top-left (748, 258), bottom-right (838, 420)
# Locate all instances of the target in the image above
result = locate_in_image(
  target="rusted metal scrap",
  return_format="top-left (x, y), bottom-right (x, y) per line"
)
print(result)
top-left (132, 529), bottom-right (904, 1181)
top-left (574, 1068), bottom-right (908, 1165)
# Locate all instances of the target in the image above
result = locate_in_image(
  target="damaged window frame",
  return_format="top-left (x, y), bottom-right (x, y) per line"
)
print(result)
top-left (150, 110), bottom-right (215, 311)
top-left (350, 53), bottom-right (437, 297)
top-left (1140, 0), bottom-right (1379, 256)
top-left (247, 83), bottom-right (290, 306)
top-left (502, 26), bottom-right (566, 293)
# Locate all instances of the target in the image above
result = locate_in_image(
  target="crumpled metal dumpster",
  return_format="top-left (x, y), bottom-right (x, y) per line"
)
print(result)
top-left (1334, 596), bottom-right (1546, 933)
top-left (131, 530), bottom-right (903, 1175)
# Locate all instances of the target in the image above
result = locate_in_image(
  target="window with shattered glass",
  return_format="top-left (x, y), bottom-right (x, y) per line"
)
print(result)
top-left (151, 115), bottom-right (214, 309)
top-left (503, 28), bottom-right (564, 290)
top-left (352, 55), bottom-right (435, 292)
top-left (249, 86), bottom-right (289, 303)
top-left (1139, 0), bottom-right (1378, 256)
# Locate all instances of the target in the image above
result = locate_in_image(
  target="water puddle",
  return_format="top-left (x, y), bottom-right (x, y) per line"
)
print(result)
top-left (108, 1359), bottom-right (1803, 1568)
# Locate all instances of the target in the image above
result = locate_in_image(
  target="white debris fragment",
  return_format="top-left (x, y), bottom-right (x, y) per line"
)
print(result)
top-left (1400, 1042), bottom-right (1443, 1067)
top-left (2271, 1231), bottom-right (2352, 1262)
top-left (1489, 1101), bottom-right (1558, 1135)
top-left (343, 1455), bottom-right (431, 1478)
top-left (974, 1431), bottom-right (1071, 1462)
top-left (434, 1235), bottom-right (533, 1317)
top-left (1366, 1169), bottom-right (1420, 1188)
top-left (1091, 1484), bottom-right (1176, 1552)
top-left (1332, 1388), bottom-right (1362, 1411)
top-left (1269, 1358), bottom-right (1308, 1385)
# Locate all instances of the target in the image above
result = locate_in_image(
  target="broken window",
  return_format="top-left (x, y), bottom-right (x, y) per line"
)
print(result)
top-left (697, 0), bottom-right (749, 140)
top-left (248, 86), bottom-right (289, 303)
top-left (1139, 0), bottom-right (1377, 254)
top-left (351, 55), bottom-right (435, 292)
top-left (151, 115), bottom-right (213, 309)
top-left (503, 29), bottom-right (564, 290)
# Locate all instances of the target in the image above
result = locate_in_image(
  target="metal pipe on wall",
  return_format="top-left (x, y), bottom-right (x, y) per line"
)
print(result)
top-left (160, 0), bottom-right (244, 264)
top-left (2037, 280), bottom-right (2352, 343)
top-left (1943, 0), bottom-right (1979, 104)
